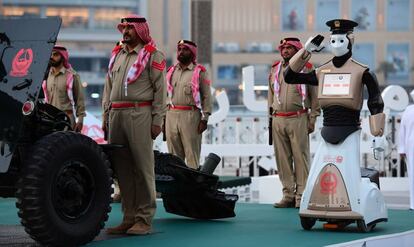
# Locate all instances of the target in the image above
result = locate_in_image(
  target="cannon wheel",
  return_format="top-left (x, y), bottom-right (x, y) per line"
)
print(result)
top-left (16, 131), bottom-right (113, 246)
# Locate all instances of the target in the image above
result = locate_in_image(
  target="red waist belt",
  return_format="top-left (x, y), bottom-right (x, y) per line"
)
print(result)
top-left (111, 101), bottom-right (152, 109)
top-left (169, 105), bottom-right (198, 111)
top-left (273, 108), bottom-right (308, 117)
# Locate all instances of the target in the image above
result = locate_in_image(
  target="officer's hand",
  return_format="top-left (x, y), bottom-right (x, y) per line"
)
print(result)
top-left (151, 125), bottom-right (162, 140)
top-left (74, 122), bottom-right (83, 133)
top-left (102, 121), bottom-right (108, 140)
top-left (305, 35), bottom-right (325, 53)
top-left (102, 122), bottom-right (107, 133)
top-left (308, 121), bottom-right (315, 134)
top-left (198, 120), bottom-right (208, 134)
top-left (162, 118), bottom-right (166, 133)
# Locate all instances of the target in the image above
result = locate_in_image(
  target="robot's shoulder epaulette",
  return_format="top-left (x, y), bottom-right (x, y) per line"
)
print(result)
top-left (351, 59), bottom-right (368, 68)
top-left (316, 59), bottom-right (332, 69)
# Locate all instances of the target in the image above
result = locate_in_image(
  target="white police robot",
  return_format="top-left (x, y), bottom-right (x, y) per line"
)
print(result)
top-left (284, 19), bottom-right (387, 232)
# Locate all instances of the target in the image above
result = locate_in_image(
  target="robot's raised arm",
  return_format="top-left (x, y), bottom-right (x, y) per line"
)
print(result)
top-left (284, 67), bottom-right (318, 86)
top-left (284, 46), bottom-right (319, 86)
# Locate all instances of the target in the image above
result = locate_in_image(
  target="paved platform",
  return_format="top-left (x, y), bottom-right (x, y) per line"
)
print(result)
top-left (1, 198), bottom-right (414, 247)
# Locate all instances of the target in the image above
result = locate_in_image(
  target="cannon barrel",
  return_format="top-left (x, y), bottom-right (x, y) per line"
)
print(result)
top-left (200, 153), bottom-right (221, 174)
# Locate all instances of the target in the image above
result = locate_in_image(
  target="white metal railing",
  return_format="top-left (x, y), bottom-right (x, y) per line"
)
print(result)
top-left (154, 109), bottom-right (406, 178)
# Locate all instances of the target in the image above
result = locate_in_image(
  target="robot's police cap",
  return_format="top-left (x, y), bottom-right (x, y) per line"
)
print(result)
top-left (326, 19), bottom-right (358, 34)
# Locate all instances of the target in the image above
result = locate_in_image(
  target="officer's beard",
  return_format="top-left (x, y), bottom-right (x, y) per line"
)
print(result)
top-left (49, 58), bottom-right (63, 68)
top-left (177, 54), bottom-right (193, 65)
top-left (283, 55), bottom-right (294, 64)
top-left (282, 50), bottom-right (296, 64)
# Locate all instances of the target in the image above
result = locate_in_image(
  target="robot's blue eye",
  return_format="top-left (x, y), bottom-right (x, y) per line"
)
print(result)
top-left (340, 40), bottom-right (344, 43)
top-left (331, 40), bottom-right (335, 43)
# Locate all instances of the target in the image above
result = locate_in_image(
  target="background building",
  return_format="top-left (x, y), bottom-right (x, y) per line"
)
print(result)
top-left (1, 0), bottom-right (413, 112)
top-left (211, 0), bottom-right (414, 104)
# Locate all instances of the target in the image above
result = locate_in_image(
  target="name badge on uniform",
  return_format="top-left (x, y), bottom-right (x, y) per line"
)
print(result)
top-left (322, 73), bottom-right (351, 96)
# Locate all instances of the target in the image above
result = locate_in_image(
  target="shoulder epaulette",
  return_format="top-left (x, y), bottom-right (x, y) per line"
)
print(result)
top-left (351, 59), bottom-right (368, 68)
top-left (167, 65), bottom-right (175, 72)
top-left (317, 59), bottom-right (332, 69)
top-left (111, 44), bottom-right (122, 54)
top-left (197, 64), bottom-right (206, 72)
top-left (67, 67), bottom-right (77, 75)
top-left (144, 44), bottom-right (156, 53)
top-left (271, 61), bottom-right (281, 67)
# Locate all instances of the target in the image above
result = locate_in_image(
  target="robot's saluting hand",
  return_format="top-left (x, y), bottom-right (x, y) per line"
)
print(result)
top-left (304, 35), bottom-right (325, 53)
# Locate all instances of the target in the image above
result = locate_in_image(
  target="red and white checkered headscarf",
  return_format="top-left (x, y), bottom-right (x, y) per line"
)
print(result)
top-left (277, 37), bottom-right (303, 52)
top-left (53, 45), bottom-right (71, 69)
top-left (117, 14), bottom-right (153, 44)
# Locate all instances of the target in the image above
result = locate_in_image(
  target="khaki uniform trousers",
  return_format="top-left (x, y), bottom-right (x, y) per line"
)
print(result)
top-left (109, 106), bottom-right (156, 226)
top-left (166, 109), bottom-right (202, 169)
top-left (272, 113), bottom-right (310, 201)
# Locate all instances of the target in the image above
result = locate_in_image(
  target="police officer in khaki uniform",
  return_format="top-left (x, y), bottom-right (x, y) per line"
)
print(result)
top-left (102, 15), bottom-right (166, 235)
top-left (268, 37), bottom-right (320, 208)
top-left (42, 45), bottom-right (85, 132)
top-left (165, 40), bottom-right (212, 169)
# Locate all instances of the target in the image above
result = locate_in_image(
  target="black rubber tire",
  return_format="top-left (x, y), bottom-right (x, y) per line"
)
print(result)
top-left (15, 131), bottom-right (113, 246)
top-left (300, 217), bottom-right (316, 230)
top-left (356, 220), bottom-right (374, 233)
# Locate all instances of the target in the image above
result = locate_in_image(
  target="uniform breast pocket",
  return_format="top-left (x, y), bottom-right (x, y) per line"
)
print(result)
top-left (111, 64), bottom-right (121, 79)
top-left (58, 83), bottom-right (68, 100)
top-left (184, 84), bottom-right (193, 104)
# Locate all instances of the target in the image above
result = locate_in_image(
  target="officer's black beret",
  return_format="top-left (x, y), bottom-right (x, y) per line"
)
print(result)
top-left (326, 19), bottom-right (358, 34)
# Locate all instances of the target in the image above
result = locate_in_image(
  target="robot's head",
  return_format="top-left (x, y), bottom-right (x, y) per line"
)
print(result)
top-left (326, 19), bottom-right (358, 57)
top-left (329, 34), bottom-right (350, 57)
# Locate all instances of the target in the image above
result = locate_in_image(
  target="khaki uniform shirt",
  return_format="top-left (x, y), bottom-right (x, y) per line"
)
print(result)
top-left (169, 63), bottom-right (212, 121)
top-left (102, 44), bottom-right (167, 126)
top-left (46, 67), bottom-right (86, 122)
top-left (268, 61), bottom-right (320, 124)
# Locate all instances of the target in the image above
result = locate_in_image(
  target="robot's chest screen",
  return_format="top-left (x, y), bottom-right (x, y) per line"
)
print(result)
top-left (322, 73), bottom-right (351, 96)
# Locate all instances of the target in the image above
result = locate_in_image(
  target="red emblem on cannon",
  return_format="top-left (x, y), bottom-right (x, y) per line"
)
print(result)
top-left (10, 48), bottom-right (34, 77)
